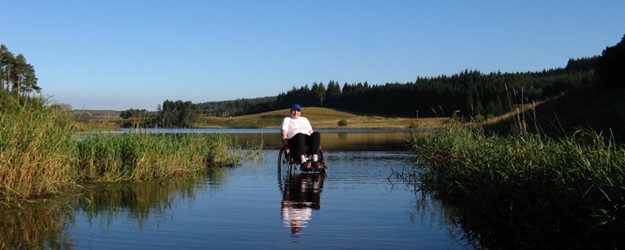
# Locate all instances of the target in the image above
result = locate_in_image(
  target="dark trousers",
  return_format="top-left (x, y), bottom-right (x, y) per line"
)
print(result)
top-left (288, 132), bottom-right (320, 159)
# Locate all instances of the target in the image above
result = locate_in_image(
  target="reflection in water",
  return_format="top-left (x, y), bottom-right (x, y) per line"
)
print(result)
top-left (0, 168), bottom-right (226, 249)
top-left (79, 168), bottom-right (228, 227)
top-left (280, 173), bottom-right (325, 235)
top-left (0, 201), bottom-right (74, 249)
top-left (229, 130), bottom-right (420, 151)
top-left (0, 149), bottom-right (471, 249)
top-left (129, 128), bottom-right (424, 152)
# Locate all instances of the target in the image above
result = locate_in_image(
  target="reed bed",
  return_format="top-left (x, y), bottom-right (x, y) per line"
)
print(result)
top-left (77, 133), bottom-right (240, 182)
top-left (1, 91), bottom-right (240, 204)
top-left (0, 97), bottom-right (77, 204)
top-left (410, 126), bottom-right (625, 249)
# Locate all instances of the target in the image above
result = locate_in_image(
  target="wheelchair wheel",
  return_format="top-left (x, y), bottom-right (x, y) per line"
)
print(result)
top-left (317, 149), bottom-right (327, 174)
top-left (279, 147), bottom-right (327, 174)
top-left (277, 147), bottom-right (295, 172)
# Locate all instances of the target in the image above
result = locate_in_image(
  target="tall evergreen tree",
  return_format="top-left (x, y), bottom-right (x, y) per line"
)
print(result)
top-left (12, 54), bottom-right (39, 98)
top-left (0, 45), bottom-right (15, 91)
top-left (325, 80), bottom-right (341, 107)
top-left (311, 82), bottom-right (326, 106)
top-left (0, 45), bottom-right (40, 97)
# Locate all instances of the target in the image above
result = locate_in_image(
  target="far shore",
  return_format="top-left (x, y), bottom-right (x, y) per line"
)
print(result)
top-left (71, 107), bottom-right (450, 131)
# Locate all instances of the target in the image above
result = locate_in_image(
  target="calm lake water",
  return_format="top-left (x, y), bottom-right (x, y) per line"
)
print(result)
top-left (1, 130), bottom-right (471, 249)
top-left (120, 128), bottom-right (428, 151)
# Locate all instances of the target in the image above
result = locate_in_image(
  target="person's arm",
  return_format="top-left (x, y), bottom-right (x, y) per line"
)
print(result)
top-left (281, 129), bottom-right (289, 146)
top-left (281, 118), bottom-right (289, 146)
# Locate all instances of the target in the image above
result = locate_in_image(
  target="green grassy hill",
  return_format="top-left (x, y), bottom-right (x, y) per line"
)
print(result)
top-left (485, 84), bottom-right (625, 142)
top-left (195, 107), bottom-right (446, 129)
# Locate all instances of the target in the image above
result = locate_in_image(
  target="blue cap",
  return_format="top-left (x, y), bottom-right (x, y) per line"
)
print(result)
top-left (291, 103), bottom-right (302, 111)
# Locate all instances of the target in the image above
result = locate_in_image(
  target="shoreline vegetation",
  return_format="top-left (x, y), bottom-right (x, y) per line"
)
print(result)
top-left (2, 35), bottom-right (625, 249)
top-left (409, 125), bottom-right (625, 249)
top-left (1, 93), bottom-right (241, 206)
top-left (71, 107), bottom-right (450, 131)
top-left (404, 36), bottom-right (625, 249)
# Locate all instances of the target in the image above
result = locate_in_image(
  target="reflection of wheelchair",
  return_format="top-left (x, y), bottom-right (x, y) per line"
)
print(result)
top-left (281, 172), bottom-right (325, 209)
top-left (277, 146), bottom-right (327, 174)
top-left (280, 172), bottom-right (325, 235)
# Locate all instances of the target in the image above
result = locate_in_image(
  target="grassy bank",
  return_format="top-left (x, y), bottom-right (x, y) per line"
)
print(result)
top-left (410, 126), bottom-right (625, 248)
top-left (1, 92), bottom-right (240, 205)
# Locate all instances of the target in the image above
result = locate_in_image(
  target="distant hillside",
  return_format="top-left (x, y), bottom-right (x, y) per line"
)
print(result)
top-left (70, 110), bottom-right (121, 120)
top-left (196, 107), bottom-right (348, 128)
top-left (486, 35), bottom-right (625, 142)
top-left (195, 57), bottom-right (598, 119)
top-left (193, 36), bottom-right (625, 142)
top-left (196, 96), bottom-right (277, 117)
top-left (485, 82), bottom-right (625, 141)
top-left (195, 107), bottom-right (446, 129)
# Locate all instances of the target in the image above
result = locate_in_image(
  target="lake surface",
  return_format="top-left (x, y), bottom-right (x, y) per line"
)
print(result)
top-left (119, 128), bottom-right (428, 151)
top-left (1, 130), bottom-right (471, 249)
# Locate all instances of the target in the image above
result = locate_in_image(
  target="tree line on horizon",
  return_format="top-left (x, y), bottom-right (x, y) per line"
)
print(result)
top-left (119, 100), bottom-right (200, 128)
top-left (91, 34), bottom-right (625, 131)
top-left (6, 33), bottom-right (622, 130)
top-left (197, 56), bottom-right (598, 120)
top-left (104, 33), bottom-right (625, 129)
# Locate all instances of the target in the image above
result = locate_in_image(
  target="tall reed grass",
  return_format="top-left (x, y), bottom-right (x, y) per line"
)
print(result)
top-left (0, 94), bottom-right (77, 204)
top-left (1, 90), bottom-right (240, 204)
top-left (410, 126), bottom-right (625, 248)
top-left (77, 132), bottom-right (239, 182)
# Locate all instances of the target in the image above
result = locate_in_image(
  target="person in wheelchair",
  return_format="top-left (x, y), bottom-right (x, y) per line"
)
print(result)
top-left (281, 103), bottom-right (321, 171)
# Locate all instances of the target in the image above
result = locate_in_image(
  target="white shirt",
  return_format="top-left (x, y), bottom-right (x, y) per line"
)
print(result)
top-left (281, 116), bottom-right (313, 139)
top-left (281, 205), bottom-right (312, 228)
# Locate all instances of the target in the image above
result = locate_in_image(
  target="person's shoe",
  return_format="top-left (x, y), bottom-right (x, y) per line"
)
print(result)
top-left (300, 162), bottom-right (311, 171)
top-left (312, 161), bottom-right (321, 169)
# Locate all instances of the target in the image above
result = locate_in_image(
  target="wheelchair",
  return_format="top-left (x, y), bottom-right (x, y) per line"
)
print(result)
top-left (278, 146), bottom-right (327, 174)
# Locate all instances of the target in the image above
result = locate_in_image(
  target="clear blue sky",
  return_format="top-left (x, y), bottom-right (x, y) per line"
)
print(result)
top-left (1, 0), bottom-right (624, 111)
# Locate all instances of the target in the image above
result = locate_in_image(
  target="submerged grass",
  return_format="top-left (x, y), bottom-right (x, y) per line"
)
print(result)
top-left (410, 126), bottom-right (625, 248)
